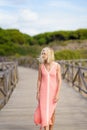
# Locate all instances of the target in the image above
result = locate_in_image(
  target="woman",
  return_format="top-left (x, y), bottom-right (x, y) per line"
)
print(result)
top-left (34, 47), bottom-right (62, 130)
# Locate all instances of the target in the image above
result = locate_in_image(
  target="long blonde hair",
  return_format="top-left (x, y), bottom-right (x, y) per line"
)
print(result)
top-left (38, 47), bottom-right (55, 63)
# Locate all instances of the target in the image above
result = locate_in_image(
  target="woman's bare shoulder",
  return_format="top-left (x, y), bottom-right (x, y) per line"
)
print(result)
top-left (55, 62), bottom-right (61, 71)
top-left (38, 63), bottom-right (43, 70)
top-left (54, 62), bottom-right (60, 67)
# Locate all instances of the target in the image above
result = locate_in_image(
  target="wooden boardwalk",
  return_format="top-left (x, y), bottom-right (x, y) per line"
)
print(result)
top-left (0, 66), bottom-right (87, 130)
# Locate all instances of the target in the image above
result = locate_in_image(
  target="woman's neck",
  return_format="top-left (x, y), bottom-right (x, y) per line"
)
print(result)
top-left (44, 61), bottom-right (53, 65)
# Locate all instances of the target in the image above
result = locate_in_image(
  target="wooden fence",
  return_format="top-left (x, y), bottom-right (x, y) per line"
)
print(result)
top-left (0, 62), bottom-right (18, 109)
top-left (58, 60), bottom-right (87, 97)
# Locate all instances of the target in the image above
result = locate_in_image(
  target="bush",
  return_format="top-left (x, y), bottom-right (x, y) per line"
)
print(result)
top-left (0, 49), bottom-right (5, 56)
top-left (55, 50), bottom-right (81, 60)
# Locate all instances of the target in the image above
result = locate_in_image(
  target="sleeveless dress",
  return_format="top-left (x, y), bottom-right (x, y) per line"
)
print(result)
top-left (34, 62), bottom-right (59, 129)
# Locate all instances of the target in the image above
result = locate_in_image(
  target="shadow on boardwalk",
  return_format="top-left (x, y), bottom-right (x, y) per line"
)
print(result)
top-left (0, 67), bottom-right (87, 130)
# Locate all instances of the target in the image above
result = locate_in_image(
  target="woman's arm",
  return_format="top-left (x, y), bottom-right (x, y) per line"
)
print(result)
top-left (54, 64), bottom-right (62, 102)
top-left (36, 64), bottom-right (42, 101)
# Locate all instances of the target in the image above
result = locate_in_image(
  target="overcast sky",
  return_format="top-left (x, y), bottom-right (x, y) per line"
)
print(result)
top-left (0, 0), bottom-right (87, 36)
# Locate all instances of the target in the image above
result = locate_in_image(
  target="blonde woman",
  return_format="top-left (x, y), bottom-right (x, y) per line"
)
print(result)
top-left (34, 47), bottom-right (62, 130)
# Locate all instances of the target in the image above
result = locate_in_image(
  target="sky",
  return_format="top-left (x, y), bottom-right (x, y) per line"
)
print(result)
top-left (0, 0), bottom-right (87, 36)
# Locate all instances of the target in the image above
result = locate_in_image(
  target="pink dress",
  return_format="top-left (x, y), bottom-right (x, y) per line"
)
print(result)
top-left (34, 62), bottom-right (59, 128)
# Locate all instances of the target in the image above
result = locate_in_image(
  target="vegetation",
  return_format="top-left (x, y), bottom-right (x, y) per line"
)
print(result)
top-left (55, 50), bottom-right (81, 60)
top-left (33, 29), bottom-right (87, 45)
top-left (0, 27), bottom-right (87, 60)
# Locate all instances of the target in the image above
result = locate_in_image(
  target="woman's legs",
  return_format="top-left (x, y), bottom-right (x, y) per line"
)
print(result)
top-left (49, 111), bottom-right (55, 130)
top-left (44, 111), bottom-right (55, 130)
top-left (44, 125), bottom-right (49, 130)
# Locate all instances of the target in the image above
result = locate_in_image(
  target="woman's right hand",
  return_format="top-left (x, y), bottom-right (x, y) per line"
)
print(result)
top-left (53, 95), bottom-right (59, 103)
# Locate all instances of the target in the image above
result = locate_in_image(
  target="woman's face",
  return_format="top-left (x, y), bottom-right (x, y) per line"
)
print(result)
top-left (41, 50), bottom-right (48, 61)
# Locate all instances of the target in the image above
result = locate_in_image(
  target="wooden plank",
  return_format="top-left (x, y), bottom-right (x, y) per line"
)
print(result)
top-left (0, 67), bottom-right (87, 130)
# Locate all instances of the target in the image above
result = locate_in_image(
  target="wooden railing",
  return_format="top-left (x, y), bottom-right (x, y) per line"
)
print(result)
top-left (58, 60), bottom-right (87, 97)
top-left (0, 62), bottom-right (18, 109)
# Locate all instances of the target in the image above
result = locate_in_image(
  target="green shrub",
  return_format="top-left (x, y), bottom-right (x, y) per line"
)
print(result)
top-left (55, 50), bottom-right (81, 60)
top-left (0, 48), bottom-right (5, 56)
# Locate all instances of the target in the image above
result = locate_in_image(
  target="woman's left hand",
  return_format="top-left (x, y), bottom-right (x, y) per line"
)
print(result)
top-left (53, 95), bottom-right (59, 103)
